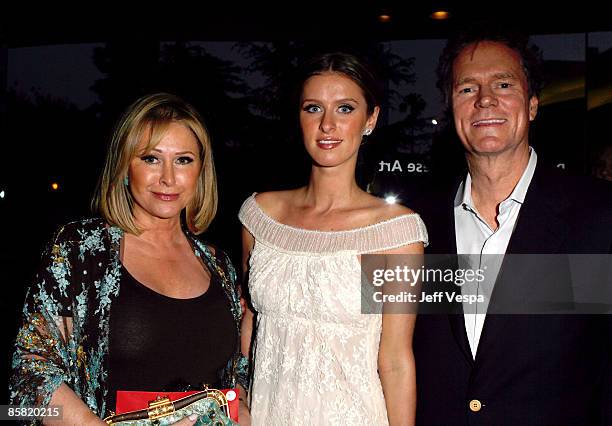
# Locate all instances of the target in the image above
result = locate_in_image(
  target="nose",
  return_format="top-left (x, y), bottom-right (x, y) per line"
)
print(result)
top-left (160, 161), bottom-right (176, 186)
top-left (319, 111), bottom-right (336, 133)
top-left (476, 87), bottom-right (498, 108)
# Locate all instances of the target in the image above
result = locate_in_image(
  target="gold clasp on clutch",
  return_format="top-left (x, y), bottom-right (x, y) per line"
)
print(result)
top-left (148, 396), bottom-right (175, 420)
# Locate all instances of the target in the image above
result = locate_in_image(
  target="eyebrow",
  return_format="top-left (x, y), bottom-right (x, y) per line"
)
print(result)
top-left (455, 72), bottom-right (518, 86)
top-left (301, 97), bottom-right (360, 104)
top-left (492, 72), bottom-right (517, 80)
top-left (151, 148), bottom-right (197, 155)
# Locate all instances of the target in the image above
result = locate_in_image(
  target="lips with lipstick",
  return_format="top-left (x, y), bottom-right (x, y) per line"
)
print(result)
top-left (152, 192), bottom-right (180, 201)
top-left (472, 118), bottom-right (507, 127)
top-left (317, 138), bottom-right (342, 149)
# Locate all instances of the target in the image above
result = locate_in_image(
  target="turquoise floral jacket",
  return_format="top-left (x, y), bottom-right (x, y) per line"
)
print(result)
top-left (9, 218), bottom-right (248, 422)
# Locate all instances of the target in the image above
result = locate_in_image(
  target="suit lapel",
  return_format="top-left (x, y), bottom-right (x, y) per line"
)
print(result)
top-left (474, 165), bottom-right (570, 362)
top-left (505, 165), bottom-right (569, 255)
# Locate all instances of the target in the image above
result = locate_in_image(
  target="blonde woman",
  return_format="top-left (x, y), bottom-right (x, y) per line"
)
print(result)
top-left (10, 93), bottom-right (249, 425)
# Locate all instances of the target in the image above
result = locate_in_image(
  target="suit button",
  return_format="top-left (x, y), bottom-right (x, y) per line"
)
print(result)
top-left (469, 399), bottom-right (482, 412)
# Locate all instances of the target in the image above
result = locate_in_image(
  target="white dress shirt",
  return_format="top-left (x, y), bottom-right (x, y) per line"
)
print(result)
top-left (454, 148), bottom-right (537, 358)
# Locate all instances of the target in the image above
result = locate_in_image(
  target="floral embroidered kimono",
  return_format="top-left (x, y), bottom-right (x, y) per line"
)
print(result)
top-left (9, 218), bottom-right (248, 423)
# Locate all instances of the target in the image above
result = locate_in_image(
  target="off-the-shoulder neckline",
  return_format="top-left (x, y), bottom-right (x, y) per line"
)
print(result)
top-left (247, 193), bottom-right (420, 236)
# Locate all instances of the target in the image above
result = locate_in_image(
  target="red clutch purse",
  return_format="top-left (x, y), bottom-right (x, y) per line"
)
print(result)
top-left (115, 388), bottom-right (239, 422)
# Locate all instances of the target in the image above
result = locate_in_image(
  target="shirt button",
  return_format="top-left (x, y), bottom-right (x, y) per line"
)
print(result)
top-left (469, 399), bottom-right (482, 412)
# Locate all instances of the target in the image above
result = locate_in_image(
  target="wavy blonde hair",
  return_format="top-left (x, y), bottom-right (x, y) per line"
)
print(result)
top-left (92, 93), bottom-right (217, 235)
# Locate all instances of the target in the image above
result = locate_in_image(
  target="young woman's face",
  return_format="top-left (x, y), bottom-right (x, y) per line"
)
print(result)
top-left (299, 71), bottom-right (379, 169)
top-left (128, 121), bottom-right (201, 225)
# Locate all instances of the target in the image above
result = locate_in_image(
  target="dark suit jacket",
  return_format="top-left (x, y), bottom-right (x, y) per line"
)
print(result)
top-left (411, 165), bottom-right (612, 426)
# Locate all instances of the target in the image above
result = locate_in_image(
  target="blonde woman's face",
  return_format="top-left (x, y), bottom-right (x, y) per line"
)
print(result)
top-left (128, 122), bottom-right (201, 225)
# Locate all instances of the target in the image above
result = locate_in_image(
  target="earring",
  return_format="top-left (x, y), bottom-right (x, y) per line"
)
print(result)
top-left (123, 176), bottom-right (129, 187)
top-left (363, 128), bottom-right (372, 136)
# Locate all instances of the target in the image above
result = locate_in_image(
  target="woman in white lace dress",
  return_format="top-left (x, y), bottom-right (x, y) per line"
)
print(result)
top-left (239, 52), bottom-right (428, 425)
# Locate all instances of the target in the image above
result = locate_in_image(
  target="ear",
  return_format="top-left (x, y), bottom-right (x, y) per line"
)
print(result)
top-left (528, 96), bottom-right (539, 121)
top-left (366, 106), bottom-right (380, 130)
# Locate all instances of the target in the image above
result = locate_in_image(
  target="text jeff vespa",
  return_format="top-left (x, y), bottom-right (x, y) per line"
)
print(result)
top-left (370, 265), bottom-right (486, 304)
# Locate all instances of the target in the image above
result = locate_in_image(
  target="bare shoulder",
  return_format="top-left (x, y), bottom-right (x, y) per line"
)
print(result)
top-left (381, 202), bottom-right (417, 218)
top-left (254, 189), bottom-right (302, 219)
top-left (362, 193), bottom-right (418, 222)
top-left (253, 190), bottom-right (287, 208)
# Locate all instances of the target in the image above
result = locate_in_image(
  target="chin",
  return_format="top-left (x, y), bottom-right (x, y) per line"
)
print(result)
top-left (312, 158), bottom-right (354, 169)
top-left (142, 207), bottom-right (184, 221)
top-left (312, 156), bottom-right (340, 166)
top-left (468, 138), bottom-right (514, 155)
top-left (310, 151), bottom-right (357, 168)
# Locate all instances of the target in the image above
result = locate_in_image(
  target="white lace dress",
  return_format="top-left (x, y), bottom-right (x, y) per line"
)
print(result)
top-left (238, 194), bottom-right (428, 425)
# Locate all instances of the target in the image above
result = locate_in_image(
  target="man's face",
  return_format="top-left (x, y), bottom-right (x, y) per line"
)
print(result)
top-left (451, 41), bottom-right (538, 157)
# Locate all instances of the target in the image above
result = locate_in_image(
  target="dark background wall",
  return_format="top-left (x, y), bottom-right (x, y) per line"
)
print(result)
top-left (2, 3), bottom-right (611, 407)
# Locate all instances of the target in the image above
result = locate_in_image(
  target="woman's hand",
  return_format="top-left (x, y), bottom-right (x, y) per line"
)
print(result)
top-left (171, 414), bottom-right (198, 425)
top-left (238, 398), bottom-right (251, 425)
top-left (171, 410), bottom-right (247, 425)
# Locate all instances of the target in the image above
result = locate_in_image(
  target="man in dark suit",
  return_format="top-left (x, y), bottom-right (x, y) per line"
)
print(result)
top-left (412, 28), bottom-right (612, 425)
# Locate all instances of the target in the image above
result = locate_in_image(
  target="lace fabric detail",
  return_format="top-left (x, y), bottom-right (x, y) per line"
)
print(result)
top-left (238, 194), bottom-right (428, 425)
top-left (238, 193), bottom-right (428, 254)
